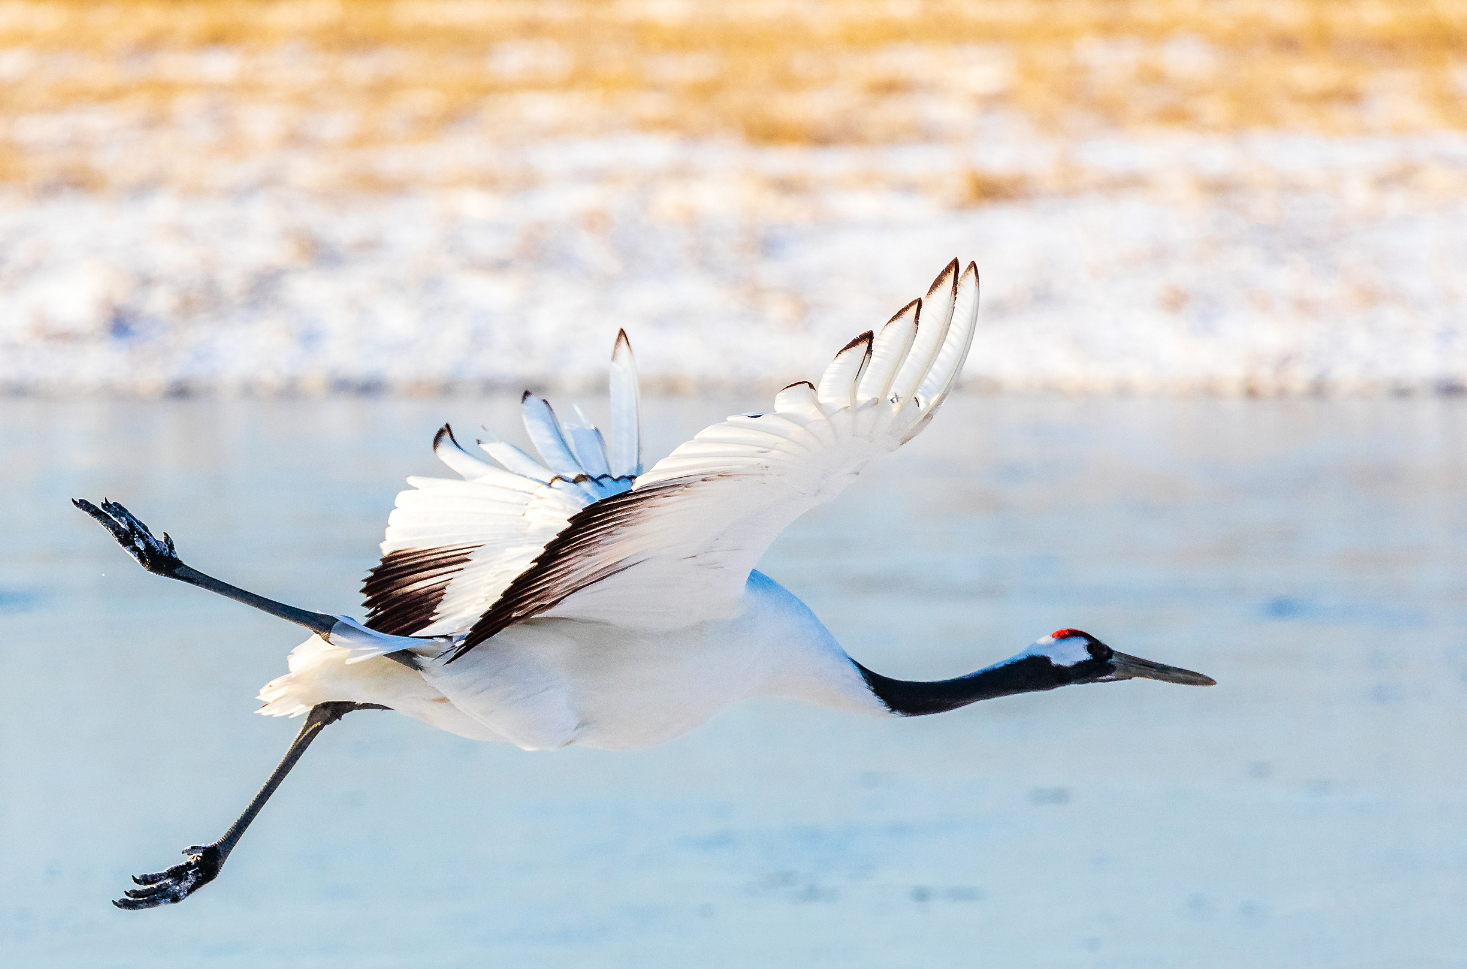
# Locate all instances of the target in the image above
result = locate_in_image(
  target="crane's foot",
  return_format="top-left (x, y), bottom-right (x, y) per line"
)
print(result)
top-left (73, 498), bottom-right (185, 578)
top-left (113, 843), bottom-right (222, 910)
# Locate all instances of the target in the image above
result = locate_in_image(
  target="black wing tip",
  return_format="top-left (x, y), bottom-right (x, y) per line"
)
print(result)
top-left (838, 330), bottom-right (875, 356)
top-left (927, 259), bottom-right (960, 298)
top-left (614, 328), bottom-right (632, 353)
top-left (521, 391), bottom-right (559, 418)
top-left (885, 297), bottom-right (922, 329)
top-left (433, 423), bottom-right (458, 450)
top-left (779, 379), bottom-right (816, 393)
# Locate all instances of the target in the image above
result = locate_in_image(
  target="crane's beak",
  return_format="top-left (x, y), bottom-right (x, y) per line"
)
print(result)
top-left (1108, 652), bottom-right (1216, 686)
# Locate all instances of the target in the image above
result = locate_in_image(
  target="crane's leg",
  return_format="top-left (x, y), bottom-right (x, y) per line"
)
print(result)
top-left (73, 498), bottom-right (338, 636)
top-left (75, 499), bottom-right (437, 670)
top-left (114, 701), bottom-right (385, 910)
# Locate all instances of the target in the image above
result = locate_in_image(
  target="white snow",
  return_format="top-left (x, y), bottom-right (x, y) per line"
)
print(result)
top-left (3, 129), bottom-right (1465, 396)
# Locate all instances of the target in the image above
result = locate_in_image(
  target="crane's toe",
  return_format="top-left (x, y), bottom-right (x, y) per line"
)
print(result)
top-left (73, 498), bottom-right (183, 578)
top-left (72, 498), bottom-right (130, 544)
top-left (113, 844), bottom-right (221, 910)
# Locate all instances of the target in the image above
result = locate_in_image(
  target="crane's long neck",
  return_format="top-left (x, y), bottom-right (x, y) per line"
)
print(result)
top-left (743, 573), bottom-right (1207, 717)
top-left (846, 634), bottom-right (1216, 715)
top-left (850, 653), bottom-right (1098, 717)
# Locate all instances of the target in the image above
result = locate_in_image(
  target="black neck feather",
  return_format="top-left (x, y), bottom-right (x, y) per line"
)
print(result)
top-left (853, 655), bottom-right (1108, 717)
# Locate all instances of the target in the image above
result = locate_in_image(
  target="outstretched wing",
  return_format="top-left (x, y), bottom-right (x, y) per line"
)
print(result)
top-left (447, 259), bottom-right (978, 661)
top-left (361, 331), bottom-right (644, 637)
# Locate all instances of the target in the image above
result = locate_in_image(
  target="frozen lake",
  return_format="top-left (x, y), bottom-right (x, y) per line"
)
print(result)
top-left (2, 392), bottom-right (1465, 967)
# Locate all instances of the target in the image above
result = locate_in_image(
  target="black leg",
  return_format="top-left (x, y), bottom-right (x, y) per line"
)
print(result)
top-left (74, 498), bottom-right (338, 636)
top-left (114, 701), bottom-right (386, 910)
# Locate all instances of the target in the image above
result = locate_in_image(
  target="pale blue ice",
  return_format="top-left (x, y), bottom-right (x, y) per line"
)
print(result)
top-left (2, 394), bottom-right (1465, 967)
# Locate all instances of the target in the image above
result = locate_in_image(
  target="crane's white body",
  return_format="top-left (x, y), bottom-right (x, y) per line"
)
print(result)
top-left (260, 571), bottom-right (884, 749)
top-left (257, 262), bottom-right (982, 751)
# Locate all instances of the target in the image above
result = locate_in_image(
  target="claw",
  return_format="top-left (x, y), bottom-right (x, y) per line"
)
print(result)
top-left (74, 497), bottom-right (185, 577)
top-left (112, 843), bottom-right (223, 910)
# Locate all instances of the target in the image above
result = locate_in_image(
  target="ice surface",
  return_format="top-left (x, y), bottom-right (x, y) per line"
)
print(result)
top-left (3, 393), bottom-right (1465, 967)
top-left (3, 131), bottom-right (1466, 395)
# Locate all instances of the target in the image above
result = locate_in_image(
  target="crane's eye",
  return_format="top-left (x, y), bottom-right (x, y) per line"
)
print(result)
top-left (1050, 628), bottom-right (1085, 641)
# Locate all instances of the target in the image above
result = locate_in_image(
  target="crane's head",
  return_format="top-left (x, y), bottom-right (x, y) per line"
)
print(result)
top-left (852, 626), bottom-right (1215, 716)
top-left (1021, 629), bottom-right (1215, 687)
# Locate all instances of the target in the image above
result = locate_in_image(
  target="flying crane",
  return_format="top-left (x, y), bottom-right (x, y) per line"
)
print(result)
top-left (76, 259), bottom-right (1214, 909)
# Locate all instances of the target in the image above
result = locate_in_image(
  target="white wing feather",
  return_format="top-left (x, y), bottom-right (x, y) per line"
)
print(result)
top-left (450, 261), bottom-right (979, 649)
top-left (365, 260), bottom-right (977, 657)
top-left (362, 340), bottom-right (641, 638)
top-left (609, 329), bottom-right (643, 477)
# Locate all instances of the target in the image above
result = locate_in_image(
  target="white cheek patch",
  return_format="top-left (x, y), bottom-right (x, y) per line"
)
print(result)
top-left (1021, 635), bottom-right (1092, 667)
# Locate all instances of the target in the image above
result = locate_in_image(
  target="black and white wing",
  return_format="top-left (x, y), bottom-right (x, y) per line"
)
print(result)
top-left (447, 259), bottom-right (978, 661)
top-left (359, 331), bottom-right (644, 640)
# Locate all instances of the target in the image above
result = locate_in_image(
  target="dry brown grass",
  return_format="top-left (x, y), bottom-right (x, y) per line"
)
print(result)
top-left (2, 0), bottom-right (1465, 191)
top-left (961, 169), bottom-right (1030, 205)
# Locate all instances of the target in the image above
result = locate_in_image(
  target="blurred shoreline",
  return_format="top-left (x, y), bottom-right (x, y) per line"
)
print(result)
top-left (3, 1), bottom-right (1465, 398)
top-left (5, 127), bottom-right (1466, 399)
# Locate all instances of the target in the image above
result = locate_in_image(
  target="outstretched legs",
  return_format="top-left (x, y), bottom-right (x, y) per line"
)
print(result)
top-left (75, 500), bottom-right (405, 907)
top-left (115, 701), bottom-right (386, 909)
top-left (74, 498), bottom-right (339, 636)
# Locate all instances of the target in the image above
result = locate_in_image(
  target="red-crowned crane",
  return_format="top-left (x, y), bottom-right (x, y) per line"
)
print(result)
top-left (76, 259), bottom-right (1214, 909)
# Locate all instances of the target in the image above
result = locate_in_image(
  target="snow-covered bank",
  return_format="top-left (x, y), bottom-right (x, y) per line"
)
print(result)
top-left (4, 131), bottom-right (1466, 396)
